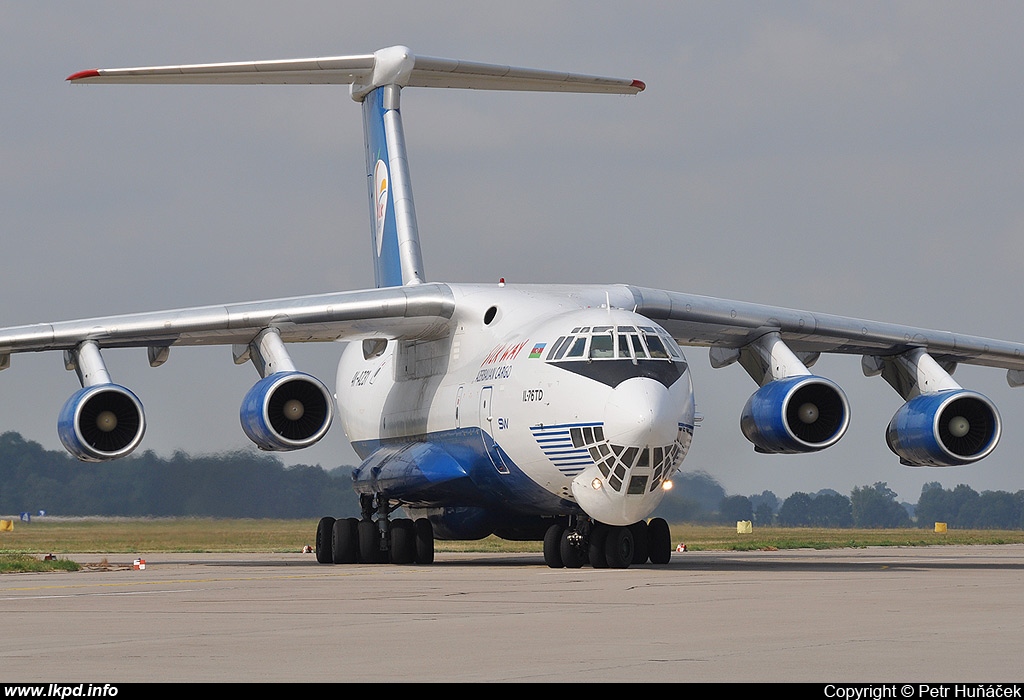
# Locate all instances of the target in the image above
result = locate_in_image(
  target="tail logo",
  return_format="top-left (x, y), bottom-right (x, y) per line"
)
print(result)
top-left (373, 159), bottom-right (389, 257)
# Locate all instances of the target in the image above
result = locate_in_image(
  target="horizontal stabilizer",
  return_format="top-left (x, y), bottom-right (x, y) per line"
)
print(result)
top-left (67, 45), bottom-right (645, 98)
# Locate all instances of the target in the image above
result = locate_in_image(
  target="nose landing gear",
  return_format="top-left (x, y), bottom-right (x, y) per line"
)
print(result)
top-left (543, 516), bottom-right (672, 569)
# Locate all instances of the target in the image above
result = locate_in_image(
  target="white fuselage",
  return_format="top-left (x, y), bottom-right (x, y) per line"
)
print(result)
top-left (335, 283), bottom-right (696, 526)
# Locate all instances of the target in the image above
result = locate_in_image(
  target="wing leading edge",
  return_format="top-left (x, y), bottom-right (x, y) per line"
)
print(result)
top-left (625, 285), bottom-right (1024, 379)
top-left (620, 284), bottom-right (1024, 467)
top-left (0, 283), bottom-right (453, 462)
top-left (0, 284), bottom-right (455, 363)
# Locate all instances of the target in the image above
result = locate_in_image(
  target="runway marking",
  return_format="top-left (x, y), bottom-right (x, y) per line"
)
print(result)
top-left (2, 588), bottom-right (204, 600)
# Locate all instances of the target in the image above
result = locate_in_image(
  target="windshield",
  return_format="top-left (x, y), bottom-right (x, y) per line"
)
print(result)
top-left (545, 325), bottom-right (683, 362)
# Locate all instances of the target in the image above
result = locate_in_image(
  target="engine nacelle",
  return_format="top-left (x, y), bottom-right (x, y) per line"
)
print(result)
top-left (240, 371), bottom-right (334, 451)
top-left (740, 375), bottom-right (850, 454)
top-left (57, 383), bottom-right (146, 462)
top-left (886, 390), bottom-right (1000, 466)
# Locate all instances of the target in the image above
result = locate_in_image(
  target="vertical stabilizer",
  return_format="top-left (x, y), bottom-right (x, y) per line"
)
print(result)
top-left (68, 45), bottom-right (644, 289)
top-left (361, 84), bottom-right (425, 288)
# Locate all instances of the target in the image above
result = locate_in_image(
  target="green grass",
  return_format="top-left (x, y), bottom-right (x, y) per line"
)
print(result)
top-left (0, 517), bottom-right (317, 554)
top-left (0, 553), bottom-right (80, 573)
top-left (3, 518), bottom-right (1024, 565)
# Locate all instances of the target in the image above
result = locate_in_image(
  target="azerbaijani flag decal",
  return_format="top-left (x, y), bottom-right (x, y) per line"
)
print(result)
top-left (529, 343), bottom-right (546, 359)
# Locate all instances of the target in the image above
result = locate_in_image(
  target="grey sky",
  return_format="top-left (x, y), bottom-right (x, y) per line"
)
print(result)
top-left (2, 2), bottom-right (1023, 504)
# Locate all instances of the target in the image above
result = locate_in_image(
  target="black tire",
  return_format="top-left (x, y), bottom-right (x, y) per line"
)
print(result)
top-left (588, 524), bottom-right (609, 568)
top-left (315, 516), bottom-right (335, 564)
top-left (414, 518), bottom-right (434, 565)
top-left (647, 517), bottom-right (672, 565)
top-left (629, 520), bottom-right (649, 565)
top-left (332, 517), bottom-right (358, 564)
top-left (559, 530), bottom-right (586, 569)
top-left (543, 523), bottom-right (565, 568)
top-left (390, 519), bottom-right (416, 564)
top-left (604, 526), bottom-right (634, 569)
top-left (358, 519), bottom-right (383, 563)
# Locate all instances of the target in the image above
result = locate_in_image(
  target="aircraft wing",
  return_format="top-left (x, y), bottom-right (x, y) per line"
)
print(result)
top-left (0, 282), bottom-right (455, 462)
top-left (626, 285), bottom-right (1024, 382)
top-left (0, 283), bottom-right (454, 364)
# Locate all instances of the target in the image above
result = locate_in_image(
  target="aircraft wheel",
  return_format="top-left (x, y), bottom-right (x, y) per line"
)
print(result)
top-left (543, 523), bottom-right (565, 568)
top-left (629, 520), bottom-right (649, 565)
top-left (647, 517), bottom-right (672, 565)
top-left (559, 530), bottom-right (586, 569)
top-left (604, 526), bottom-right (634, 569)
top-left (588, 524), bottom-right (609, 568)
top-left (390, 519), bottom-right (416, 564)
top-left (332, 517), bottom-right (358, 564)
top-left (414, 518), bottom-right (434, 565)
top-left (358, 519), bottom-right (384, 563)
top-left (315, 516), bottom-right (335, 564)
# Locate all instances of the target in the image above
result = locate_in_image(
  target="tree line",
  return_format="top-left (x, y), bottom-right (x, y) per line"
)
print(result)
top-left (0, 432), bottom-right (357, 519)
top-left (656, 475), bottom-right (1024, 529)
top-left (1, 431), bottom-right (1021, 528)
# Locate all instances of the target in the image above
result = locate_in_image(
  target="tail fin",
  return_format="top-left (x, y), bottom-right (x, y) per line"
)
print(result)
top-left (69, 45), bottom-right (645, 288)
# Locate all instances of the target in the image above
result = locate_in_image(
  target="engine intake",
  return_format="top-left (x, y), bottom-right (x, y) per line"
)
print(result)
top-left (57, 384), bottom-right (146, 462)
top-left (740, 376), bottom-right (850, 454)
top-left (240, 371), bottom-right (334, 451)
top-left (886, 390), bottom-right (1000, 466)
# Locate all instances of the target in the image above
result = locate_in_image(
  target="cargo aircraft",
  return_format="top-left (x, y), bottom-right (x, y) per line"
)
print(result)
top-left (6, 46), bottom-right (1024, 568)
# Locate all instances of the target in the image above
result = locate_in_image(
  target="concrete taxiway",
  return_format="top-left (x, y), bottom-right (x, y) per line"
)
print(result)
top-left (1, 546), bottom-right (1023, 683)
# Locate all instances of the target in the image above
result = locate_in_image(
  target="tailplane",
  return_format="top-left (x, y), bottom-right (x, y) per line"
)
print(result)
top-left (69, 46), bottom-right (645, 288)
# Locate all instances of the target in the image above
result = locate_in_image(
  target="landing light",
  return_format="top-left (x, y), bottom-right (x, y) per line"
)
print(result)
top-left (591, 477), bottom-right (603, 491)
top-left (662, 479), bottom-right (673, 491)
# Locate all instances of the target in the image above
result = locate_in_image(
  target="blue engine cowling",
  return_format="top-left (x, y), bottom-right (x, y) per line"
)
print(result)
top-left (740, 375), bottom-right (850, 454)
top-left (886, 390), bottom-right (1000, 466)
top-left (240, 371), bottom-right (334, 451)
top-left (57, 383), bottom-right (146, 462)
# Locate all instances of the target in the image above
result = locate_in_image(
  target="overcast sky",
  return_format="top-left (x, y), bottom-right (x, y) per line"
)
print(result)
top-left (2, 2), bottom-right (1024, 504)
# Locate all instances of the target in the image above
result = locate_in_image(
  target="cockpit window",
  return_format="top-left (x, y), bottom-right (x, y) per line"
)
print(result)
top-left (660, 332), bottom-right (684, 359)
top-left (550, 336), bottom-right (572, 360)
top-left (645, 334), bottom-right (670, 359)
top-left (566, 336), bottom-right (587, 358)
top-left (547, 324), bottom-right (683, 363)
top-left (589, 334), bottom-right (614, 359)
top-left (630, 334), bottom-right (648, 359)
top-left (617, 334), bottom-right (633, 360)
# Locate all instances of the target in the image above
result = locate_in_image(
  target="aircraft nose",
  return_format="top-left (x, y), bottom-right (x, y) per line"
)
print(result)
top-left (570, 372), bottom-right (693, 526)
top-left (602, 377), bottom-right (679, 449)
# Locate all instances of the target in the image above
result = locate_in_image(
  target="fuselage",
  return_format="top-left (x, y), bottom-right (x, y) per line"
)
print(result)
top-left (335, 282), bottom-right (696, 535)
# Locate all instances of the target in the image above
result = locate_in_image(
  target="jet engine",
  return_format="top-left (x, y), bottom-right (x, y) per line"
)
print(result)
top-left (240, 371), bottom-right (334, 451)
top-left (57, 383), bottom-right (146, 462)
top-left (740, 375), bottom-right (850, 454)
top-left (885, 390), bottom-right (1000, 466)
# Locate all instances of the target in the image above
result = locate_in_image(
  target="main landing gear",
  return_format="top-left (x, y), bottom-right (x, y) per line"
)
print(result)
top-left (543, 516), bottom-right (672, 569)
top-left (315, 494), bottom-right (434, 565)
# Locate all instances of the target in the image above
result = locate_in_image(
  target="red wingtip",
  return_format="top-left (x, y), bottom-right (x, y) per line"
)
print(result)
top-left (67, 69), bottom-right (101, 82)
top-left (631, 79), bottom-right (646, 92)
